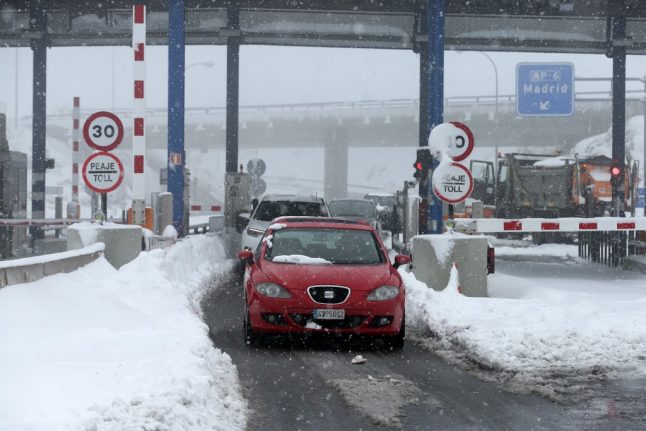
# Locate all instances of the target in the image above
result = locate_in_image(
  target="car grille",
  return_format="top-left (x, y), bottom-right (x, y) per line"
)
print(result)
top-left (308, 285), bottom-right (350, 304)
top-left (289, 314), bottom-right (367, 329)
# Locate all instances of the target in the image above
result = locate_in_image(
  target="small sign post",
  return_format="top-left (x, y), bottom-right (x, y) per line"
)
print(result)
top-left (82, 111), bottom-right (124, 219)
top-left (428, 122), bottom-right (476, 224)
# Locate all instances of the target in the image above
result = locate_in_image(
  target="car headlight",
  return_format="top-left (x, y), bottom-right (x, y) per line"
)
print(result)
top-left (255, 282), bottom-right (291, 298)
top-left (367, 285), bottom-right (399, 301)
top-left (246, 227), bottom-right (265, 237)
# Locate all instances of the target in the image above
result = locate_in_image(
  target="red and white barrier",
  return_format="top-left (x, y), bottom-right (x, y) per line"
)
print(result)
top-left (468, 217), bottom-right (646, 233)
top-left (72, 96), bottom-right (80, 202)
top-left (132, 5), bottom-right (146, 201)
top-left (190, 205), bottom-right (222, 212)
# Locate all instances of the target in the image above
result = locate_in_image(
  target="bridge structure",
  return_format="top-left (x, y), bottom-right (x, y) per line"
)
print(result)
top-left (35, 90), bottom-right (643, 200)
top-left (40, 95), bottom-right (638, 151)
top-left (2, 0), bottom-right (646, 235)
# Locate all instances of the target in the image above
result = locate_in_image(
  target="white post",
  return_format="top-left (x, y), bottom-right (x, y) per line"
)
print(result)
top-left (131, 4), bottom-right (146, 224)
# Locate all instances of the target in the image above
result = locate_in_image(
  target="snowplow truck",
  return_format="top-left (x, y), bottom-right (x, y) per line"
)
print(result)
top-left (470, 153), bottom-right (634, 219)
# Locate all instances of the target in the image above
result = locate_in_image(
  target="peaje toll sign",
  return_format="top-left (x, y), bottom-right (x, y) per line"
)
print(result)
top-left (83, 111), bottom-right (124, 151)
top-left (82, 152), bottom-right (124, 193)
top-left (431, 162), bottom-right (474, 204)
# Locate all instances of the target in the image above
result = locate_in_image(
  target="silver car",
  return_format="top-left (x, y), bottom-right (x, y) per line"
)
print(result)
top-left (241, 194), bottom-right (330, 251)
top-left (328, 199), bottom-right (379, 230)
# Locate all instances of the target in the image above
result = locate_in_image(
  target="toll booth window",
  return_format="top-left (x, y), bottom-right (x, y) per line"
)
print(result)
top-left (498, 165), bottom-right (508, 183)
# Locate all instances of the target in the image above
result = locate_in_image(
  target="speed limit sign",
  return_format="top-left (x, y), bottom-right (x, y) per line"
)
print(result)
top-left (83, 111), bottom-right (124, 151)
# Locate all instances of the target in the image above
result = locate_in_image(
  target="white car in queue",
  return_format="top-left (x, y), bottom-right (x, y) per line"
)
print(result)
top-left (241, 194), bottom-right (330, 251)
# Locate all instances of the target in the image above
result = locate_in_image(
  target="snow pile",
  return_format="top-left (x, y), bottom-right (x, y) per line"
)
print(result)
top-left (0, 235), bottom-right (247, 431)
top-left (404, 266), bottom-right (646, 387)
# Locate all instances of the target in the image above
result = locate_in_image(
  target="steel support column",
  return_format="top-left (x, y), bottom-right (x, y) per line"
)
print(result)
top-left (168, 0), bottom-right (186, 236)
top-left (30, 1), bottom-right (47, 240)
top-left (226, 4), bottom-right (240, 174)
top-left (426, 0), bottom-right (444, 234)
top-left (608, 1), bottom-right (626, 216)
top-left (417, 10), bottom-right (430, 235)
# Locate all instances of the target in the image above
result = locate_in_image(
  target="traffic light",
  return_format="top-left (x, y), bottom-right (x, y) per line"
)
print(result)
top-left (610, 162), bottom-right (622, 189)
top-left (413, 148), bottom-right (433, 180)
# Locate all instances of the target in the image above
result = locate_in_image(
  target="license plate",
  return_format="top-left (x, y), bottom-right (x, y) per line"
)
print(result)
top-left (313, 309), bottom-right (345, 320)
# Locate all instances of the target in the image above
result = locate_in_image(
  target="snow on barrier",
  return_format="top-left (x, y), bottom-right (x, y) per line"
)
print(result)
top-left (67, 223), bottom-right (142, 269)
top-left (457, 217), bottom-right (646, 233)
top-left (411, 233), bottom-right (489, 297)
top-left (0, 243), bottom-right (104, 289)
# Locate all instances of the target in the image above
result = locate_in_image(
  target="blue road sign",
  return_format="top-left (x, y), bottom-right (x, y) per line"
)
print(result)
top-left (516, 63), bottom-right (574, 116)
top-left (637, 187), bottom-right (645, 208)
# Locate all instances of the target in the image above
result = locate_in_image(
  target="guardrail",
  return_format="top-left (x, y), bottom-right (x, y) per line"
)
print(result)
top-left (0, 243), bottom-right (104, 289)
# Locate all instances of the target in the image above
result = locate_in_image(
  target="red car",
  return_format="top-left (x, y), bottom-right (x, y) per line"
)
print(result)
top-left (238, 217), bottom-right (411, 349)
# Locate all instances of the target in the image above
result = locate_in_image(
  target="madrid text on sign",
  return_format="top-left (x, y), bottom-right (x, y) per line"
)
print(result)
top-left (521, 83), bottom-right (569, 94)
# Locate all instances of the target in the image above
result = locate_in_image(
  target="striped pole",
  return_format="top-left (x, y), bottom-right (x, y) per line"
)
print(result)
top-left (132, 4), bottom-right (146, 224)
top-left (67, 97), bottom-right (81, 219)
top-left (72, 97), bottom-right (80, 202)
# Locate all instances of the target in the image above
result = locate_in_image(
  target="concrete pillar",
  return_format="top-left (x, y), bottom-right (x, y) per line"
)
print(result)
top-left (30, 1), bottom-right (47, 240)
top-left (324, 123), bottom-right (348, 200)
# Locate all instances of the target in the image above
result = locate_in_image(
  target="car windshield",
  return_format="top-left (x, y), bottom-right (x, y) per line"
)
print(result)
top-left (266, 228), bottom-right (383, 265)
top-left (253, 200), bottom-right (328, 221)
top-left (329, 201), bottom-right (376, 218)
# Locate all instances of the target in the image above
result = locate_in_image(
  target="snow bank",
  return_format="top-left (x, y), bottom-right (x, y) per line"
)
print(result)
top-left (0, 235), bottom-right (247, 431)
top-left (404, 266), bottom-right (646, 381)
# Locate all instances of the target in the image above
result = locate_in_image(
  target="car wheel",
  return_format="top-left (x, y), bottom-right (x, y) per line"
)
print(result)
top-left (384, 316), bottom-right (405, 351)
top-left (243, 305), bottom-right (260, 347)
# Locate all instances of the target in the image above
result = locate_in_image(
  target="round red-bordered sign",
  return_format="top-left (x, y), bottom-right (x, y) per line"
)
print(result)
top-left (432, 162), bottom-right (474, 204)
top-left (449, 121), bottom-right (475, 162)
top-left (83, 111), bottom-right (124, 151)
top-left (82, 152), bottom-right (124, 193)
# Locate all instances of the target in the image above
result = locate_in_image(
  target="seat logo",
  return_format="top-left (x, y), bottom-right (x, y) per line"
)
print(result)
top-left (324, 290), bottom-right (334, 299)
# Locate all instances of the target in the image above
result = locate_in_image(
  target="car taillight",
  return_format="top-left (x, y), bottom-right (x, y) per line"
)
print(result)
top-left (487, 246), bottom-right (495, 274)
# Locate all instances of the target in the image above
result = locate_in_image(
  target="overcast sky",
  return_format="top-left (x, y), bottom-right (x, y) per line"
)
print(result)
top-left (2, 45), bottom-right (646, 121)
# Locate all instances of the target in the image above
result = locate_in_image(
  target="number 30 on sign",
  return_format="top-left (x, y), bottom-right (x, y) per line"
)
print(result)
top-left (83, 111), bottom-right (124, 152)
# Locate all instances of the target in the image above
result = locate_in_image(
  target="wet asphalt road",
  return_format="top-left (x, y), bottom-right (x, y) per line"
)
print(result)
top-left (201, 269), bottom-right (644, 431)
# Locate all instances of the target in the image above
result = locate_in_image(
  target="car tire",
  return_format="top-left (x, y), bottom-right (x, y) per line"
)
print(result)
top-left (384, 316), bottom-right (405, 351)
top-left (243, 306), bottom-right (260, 347)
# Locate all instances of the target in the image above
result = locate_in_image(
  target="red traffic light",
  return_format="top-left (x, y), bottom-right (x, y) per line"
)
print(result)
top-left (610, 166), bottom-right (621, 177)
top-left (415, 161), bottom-right (423, 171)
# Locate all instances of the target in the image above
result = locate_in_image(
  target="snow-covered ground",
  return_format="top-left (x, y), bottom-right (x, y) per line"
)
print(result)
top-left (404, 242), bottom-right (646, 400)
top-left (0, 234), bottom-right (247, 431)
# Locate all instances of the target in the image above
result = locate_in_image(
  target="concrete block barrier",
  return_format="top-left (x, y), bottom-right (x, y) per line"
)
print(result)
top-left (0, 243), bottom-right (104, 289)
top-left (67, 222), bottom-right (142, 269)
top-left (411, 233), bottom-right (489, 297)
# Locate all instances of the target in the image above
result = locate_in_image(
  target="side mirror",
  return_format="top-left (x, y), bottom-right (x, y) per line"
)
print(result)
top-left (393, 254), bottom-right (411, 269)
top-left (251, 198), bottom-right (259, 211)
top-left (236, 212), bottom-right (250, 234)
top-left (238, 249), bottom-right (254, 265)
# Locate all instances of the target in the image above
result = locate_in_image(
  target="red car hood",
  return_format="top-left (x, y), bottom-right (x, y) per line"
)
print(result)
top-left (260, 262), bottom-right (393, 292)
